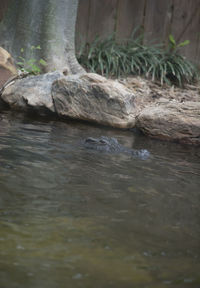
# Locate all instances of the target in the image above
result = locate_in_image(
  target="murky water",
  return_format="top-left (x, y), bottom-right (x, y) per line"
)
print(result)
top-left (0, 111), bottom-right (199, 288)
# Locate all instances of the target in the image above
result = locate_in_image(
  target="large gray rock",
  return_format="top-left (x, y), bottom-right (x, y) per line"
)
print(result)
top-left (1, 71), bottom-right (62, 114)
top-left (52, 73), bottom-right (136, 128)
top-left (136, 100), bottom-right (200, 145)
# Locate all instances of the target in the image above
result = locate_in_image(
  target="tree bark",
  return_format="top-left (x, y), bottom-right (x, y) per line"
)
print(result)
top-left (0, 0), bottom-right (84, 74)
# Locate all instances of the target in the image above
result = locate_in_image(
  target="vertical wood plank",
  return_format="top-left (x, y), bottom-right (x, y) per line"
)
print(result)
top-left (0, 0), bottom-right (11, 21)
top-left (143, 0), bottom-right (173, 44)
top-left (116, 0), bottom-right (146, 41)
top-left (87, 0), bottom-right (118, 43)
top-left (195, 15), bottom-right (200, 66)
top-left (75, 0), bottom-right (91, 51)
top-left (171, 0), bottom-right (200, 63)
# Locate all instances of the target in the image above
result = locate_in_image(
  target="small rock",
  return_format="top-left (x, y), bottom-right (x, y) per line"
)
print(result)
top-left (72, 273), bottom-right (83, 280)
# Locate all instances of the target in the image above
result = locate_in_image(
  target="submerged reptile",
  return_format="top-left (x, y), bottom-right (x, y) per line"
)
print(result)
top-left (83, 136), bottom-right (150, 160)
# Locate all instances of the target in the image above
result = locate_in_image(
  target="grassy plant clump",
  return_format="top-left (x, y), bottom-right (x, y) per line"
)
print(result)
top-left (148, 51), bottom-right (198, 86)
top-left (148, 35), bottom-right (199, 86)
top-left (77, 34), bottom-right (199, 87)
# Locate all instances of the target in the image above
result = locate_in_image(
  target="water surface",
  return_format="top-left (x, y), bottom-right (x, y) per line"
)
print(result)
top-left (0, 111), bottom-right (199, 288)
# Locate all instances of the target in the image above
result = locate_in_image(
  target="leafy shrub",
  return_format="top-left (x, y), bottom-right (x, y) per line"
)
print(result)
top-left (17, 45), bottom-right (47, 75)
top-left (77, 34), bottom-right (199, 86)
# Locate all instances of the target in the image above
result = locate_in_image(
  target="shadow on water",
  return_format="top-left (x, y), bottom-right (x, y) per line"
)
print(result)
top-left (0, 111), bottom-right (199, 288)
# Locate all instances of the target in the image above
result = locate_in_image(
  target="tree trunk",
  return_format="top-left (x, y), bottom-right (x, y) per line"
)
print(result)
top-left (0, 0), bottom-right (84, 74)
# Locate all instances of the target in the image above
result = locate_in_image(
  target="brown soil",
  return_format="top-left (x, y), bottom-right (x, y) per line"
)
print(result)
top-left (118, 76), bottom-right (200, 109)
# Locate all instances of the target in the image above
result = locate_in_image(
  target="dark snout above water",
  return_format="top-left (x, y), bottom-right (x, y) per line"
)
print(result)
top-left (82, 136), bottom-right (150, 159)
top-left (0, 111), bottom-right (199, 288)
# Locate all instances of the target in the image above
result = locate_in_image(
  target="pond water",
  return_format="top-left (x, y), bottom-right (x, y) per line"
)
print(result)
top-left (0, 111), bottom-right (199, 288)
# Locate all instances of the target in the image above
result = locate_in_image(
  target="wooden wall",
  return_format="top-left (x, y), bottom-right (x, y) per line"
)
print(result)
top-left (1, 0), bottom-right (200, 64)
top-left (76, 0), bottom-right (200, 64)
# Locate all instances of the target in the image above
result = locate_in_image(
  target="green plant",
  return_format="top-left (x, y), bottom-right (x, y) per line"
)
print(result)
top-left (168, 34), bottom-right (190, 52)
top-left (157, 34), bottom-right (198, 86)
top-left (77, 34), bottom-right (199, 87)
top-left (148, 50), bottom-right (198, 86)
top-left (17, 45), bottom-right (47, 75)
top-left (77, 35), bottom-right (154, 77)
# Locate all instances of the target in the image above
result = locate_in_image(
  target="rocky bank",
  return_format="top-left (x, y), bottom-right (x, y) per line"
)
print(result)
top-left (0, 49), bottom-right (199, 146)
top-left (121, 77), bottom-right (200, 146)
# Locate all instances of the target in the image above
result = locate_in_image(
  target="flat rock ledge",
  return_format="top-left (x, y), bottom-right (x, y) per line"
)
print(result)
top-left (136, 101), bottom-right (200, 146)
top-left (1, 72), bottom-right (200, 145)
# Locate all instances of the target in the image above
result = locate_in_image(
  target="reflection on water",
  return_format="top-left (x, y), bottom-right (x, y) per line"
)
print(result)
top-left (0, 111), bottom-right (199, 288)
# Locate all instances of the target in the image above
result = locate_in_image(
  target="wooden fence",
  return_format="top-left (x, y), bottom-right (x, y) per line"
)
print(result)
top-left (76, 0), bottom-right (200, 64)
top-left (1, 0), bottom-right (200, 64)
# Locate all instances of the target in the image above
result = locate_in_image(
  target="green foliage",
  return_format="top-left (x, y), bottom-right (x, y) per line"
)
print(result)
top-left (148, 49), bottom-right (198, 86)
top-left (17, 45), bottom-right (47, 75)
top-left (168, 34), bottom-right (190, 51)
top-left (157, 34), bottom-right (198, 86)
top-left (77, 34), bottom-right (198, 87)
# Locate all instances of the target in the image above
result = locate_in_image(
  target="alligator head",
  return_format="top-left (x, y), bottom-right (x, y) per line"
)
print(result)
top-left (83, 136), bottom-right (120, 152)
top-left (83, 136), bottom-right (150, 159)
